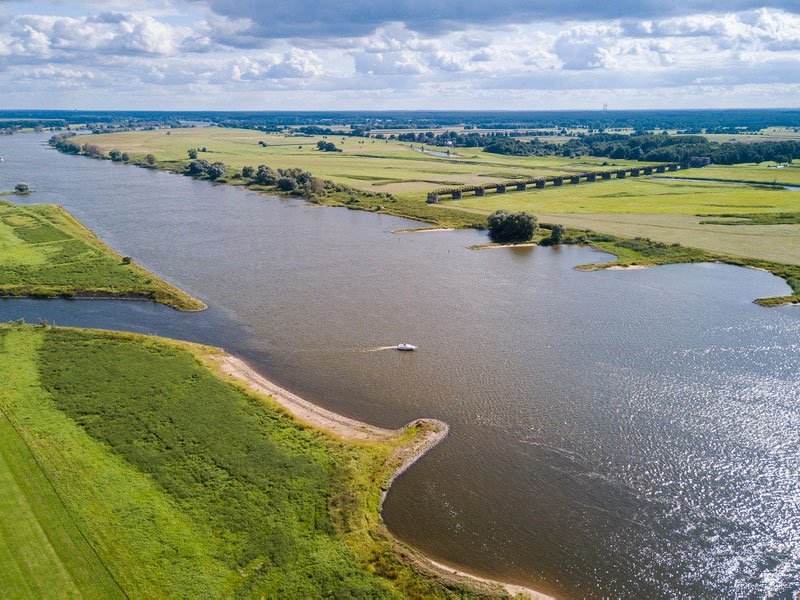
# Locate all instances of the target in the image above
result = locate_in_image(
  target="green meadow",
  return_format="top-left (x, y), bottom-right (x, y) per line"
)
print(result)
top-left (0, 326), bottom-right (482, 599)
top-left (0, 200), bottom-right (204, 310)
top-left (451, 176), bottom-right (800, 266)
top-left (79, 126), bottom-right (641, 195)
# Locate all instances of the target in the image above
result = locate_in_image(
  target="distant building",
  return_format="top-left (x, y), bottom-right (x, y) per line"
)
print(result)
top-left (689, 156), bottom-right (711, 168)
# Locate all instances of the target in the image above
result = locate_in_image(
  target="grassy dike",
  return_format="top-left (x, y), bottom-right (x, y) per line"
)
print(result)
top-left (0, 325), bottom-right (521, 599)
top-left (0, 199), bottom-right (205, 310)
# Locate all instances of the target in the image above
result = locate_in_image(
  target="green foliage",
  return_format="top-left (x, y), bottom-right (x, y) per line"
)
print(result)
top-left (488, 210), bottom-right (538, 243)
top-left (14, 182), bottom-right (29, 193)
top-left (35, 329), bottom-right (398, 598)
top-left (317, 141), bottom-right (341, 152)
top-left (207, 161), bottom-right (226, 180)
top-left (276, 176), bottom-right (297, 191)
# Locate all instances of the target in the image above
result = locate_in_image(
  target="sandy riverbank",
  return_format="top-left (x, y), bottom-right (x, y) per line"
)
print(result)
top-left (211, 354), bottom-right (553, 600)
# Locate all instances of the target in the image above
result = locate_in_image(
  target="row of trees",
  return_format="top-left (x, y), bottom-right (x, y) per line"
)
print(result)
top-left (484, 132), bottom-right (800, 165)
top-left (49, 133), bottom-right (156, 165)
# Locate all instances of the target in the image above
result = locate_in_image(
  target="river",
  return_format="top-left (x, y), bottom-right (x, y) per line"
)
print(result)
top-left (1, 133), bottom-right (798, 598)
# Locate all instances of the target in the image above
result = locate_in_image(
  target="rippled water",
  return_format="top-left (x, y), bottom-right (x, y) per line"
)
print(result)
top-left (1, 133), bottom-right (798, 598)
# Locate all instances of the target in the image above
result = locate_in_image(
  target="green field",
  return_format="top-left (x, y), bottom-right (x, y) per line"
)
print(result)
top-left (451, 176), bottom-right (800, 265)
top-left (0, 325), bottom-right (483, 599)
top-left (0, 200), bottom-right (204, 310)
top-left (79, 127), bottom-right (642, 196)
top-left (656, 163), bottom-right (800, 186)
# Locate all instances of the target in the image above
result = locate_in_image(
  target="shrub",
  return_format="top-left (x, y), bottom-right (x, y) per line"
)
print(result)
top-left (550, 224), bottom-right (565, 244)
top-left (276, 177), bottom-right (297, 192)
top-left (241, 165), bottom-right (255, 178)
top-left (256, 165), bottom-right (277, 185)
top-left (186, 159), bottom-right (210, 176)
top-left (145, 154), bottom-right (156, 165)
top-left (14, 182), bottom-right (29, 193)
top-left (206, 162), bottom-right (226, 180)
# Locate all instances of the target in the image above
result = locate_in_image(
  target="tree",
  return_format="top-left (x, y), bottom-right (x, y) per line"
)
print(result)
top-left (14, 182), bottom-right (29, 193)
top-left (549, 224), bottom-right (566, 244)
top-left (207, 162), bottom-right (226, 180)
top-left (276, 177), bottom-right (297, 192)
top-left (109, 149), bottom-right (122, 161)
top-left (145, 154), bottom-right (156, 165)
top-left (487, 210), bottom-right (538, 243)
top-left (241, 165), bottom-right (255, 178)
top-left (316, 141), bottom-right (340, 152)
top-left (188, 148), bottom-right (198, 159)
top-left (255, 165), bottom-right (278, 185)
top-left (121, 152), bottom-right (130, 162)
top-left (186, 159), bottom-right (210, 175)
top-left (82, 144), bottom-right (104, 157)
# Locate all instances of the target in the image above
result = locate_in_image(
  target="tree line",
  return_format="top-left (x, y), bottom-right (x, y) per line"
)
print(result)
top-left (484, 133), bottom-right (800, 164)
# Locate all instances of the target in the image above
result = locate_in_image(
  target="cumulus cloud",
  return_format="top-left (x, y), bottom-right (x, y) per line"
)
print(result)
top-left (1, 12), bottom-right (187, 61)
top-left (196, 0), bottom-right (800, 43)
top-left (628, 8), bottom-right (800, 51)
top-left (232, 49), bottom-right (324, 79)
top-left (0, 1), bottom-right (798, 109)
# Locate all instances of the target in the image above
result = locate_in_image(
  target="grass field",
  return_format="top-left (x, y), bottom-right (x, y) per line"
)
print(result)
top-left (656, 163), bottom-right (800, 186)
top-left (78, 127), bottom-right (642, 196)
top-left (0, 325), bottom-right (483, 599)
top-left (451, 176), bottom-right (800, 265)
top-left (0, 200), bottom-right (204, 310)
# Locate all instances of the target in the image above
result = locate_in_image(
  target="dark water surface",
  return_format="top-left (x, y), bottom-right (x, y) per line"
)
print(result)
top-left (1, 134), bottom-right (798, 598)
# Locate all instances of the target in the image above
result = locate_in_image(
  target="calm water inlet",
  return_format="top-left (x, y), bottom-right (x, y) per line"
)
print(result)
top-left (1, 133), bottom-right (798, 598)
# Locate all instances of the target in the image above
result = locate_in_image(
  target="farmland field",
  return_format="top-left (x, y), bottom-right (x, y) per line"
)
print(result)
top-left (451, 176), bottom-right (800, 265)
top-left (0, 200), bottom-right (204, 310)
top-left (0, 326), bottom-right (467, 599)
top-left (78, 127), bottom-right (643, 195)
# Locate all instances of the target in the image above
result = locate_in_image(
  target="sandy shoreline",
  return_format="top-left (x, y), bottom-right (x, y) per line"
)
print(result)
top-left (212, 354), bottom-right (552, 599)
top-left (393, 227), bottom-right (456, 234)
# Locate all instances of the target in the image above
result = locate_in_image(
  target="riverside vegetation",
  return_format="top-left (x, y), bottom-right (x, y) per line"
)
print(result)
top-left (0, 325), bottom-right (507, 598)
top-left (0, 198), bottom-right (204, 310)
top-left (50, 127), bottom-right (800, 305)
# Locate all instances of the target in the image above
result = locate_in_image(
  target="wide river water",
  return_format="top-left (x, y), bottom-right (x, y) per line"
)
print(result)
top-left (1, 133), bottom-right (798, 598)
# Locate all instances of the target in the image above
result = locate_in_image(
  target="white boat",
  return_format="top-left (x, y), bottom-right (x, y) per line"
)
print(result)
top-left (396, 343), bottom-right (417, 351)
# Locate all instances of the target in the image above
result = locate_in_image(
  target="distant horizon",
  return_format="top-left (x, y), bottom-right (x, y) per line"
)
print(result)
top-left (2, 107), bottom-right (799, 114)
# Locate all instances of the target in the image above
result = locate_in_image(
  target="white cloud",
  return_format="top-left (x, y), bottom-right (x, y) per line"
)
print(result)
top-left (0, 2), bottom-right (798, 108)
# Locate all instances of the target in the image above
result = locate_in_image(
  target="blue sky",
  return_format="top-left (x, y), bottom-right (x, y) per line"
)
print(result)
top-left (1, 0), bottom-right (799, 109)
